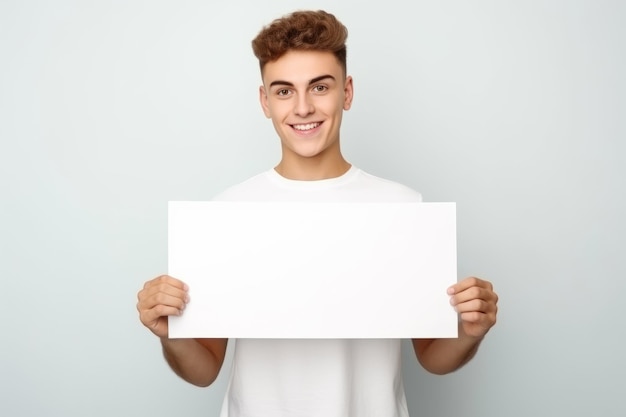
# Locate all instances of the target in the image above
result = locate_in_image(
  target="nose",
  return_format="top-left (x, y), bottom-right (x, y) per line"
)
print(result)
top-left (293, 93), bottom-right (314, 117)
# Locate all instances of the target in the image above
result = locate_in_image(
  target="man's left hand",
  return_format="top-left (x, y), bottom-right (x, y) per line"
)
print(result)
top-left (448, 276), bottom-right (499, 339)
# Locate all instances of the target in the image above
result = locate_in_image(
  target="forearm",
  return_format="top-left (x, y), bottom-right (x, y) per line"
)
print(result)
top-left (413, 323), bottom-right (483, 375)
top-left (161, 338), bottom-right (227, 387)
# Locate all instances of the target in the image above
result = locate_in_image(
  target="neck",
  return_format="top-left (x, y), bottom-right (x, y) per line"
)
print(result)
top-left (275, 154), bottom-right (351, 181)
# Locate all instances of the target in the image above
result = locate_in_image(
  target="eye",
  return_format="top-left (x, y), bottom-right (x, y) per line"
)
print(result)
top-left (276, 88), bottom-right (291, 96)
top-left (312, 85), bottom-right (328, 93)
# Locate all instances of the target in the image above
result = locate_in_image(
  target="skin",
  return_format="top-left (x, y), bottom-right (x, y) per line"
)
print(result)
top-left (136, 49), bottom-right (499, 386)
top-left (413, 277), bottom-right (498, 374)
top-left (136, 275), bottom-right (227, 387)
top-left (259, 50), bottom-right (353, 180)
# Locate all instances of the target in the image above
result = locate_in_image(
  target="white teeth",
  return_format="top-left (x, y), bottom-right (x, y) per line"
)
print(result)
top-left (292, 123), bottom-right (320, 131)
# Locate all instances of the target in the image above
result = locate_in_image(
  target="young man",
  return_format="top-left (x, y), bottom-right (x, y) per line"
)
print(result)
top-left (137, 10), bottom-right (498, 417)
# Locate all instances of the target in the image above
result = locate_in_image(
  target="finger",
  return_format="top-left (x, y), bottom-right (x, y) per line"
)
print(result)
top-left (138, 290), bottom-right (188, 313)
top-left (138, 275), bottom-right (190, 306)
top-left (143, 275), bottom-right (188, 291)
top-left (140, 304), bottom-right (183, 328)
top-left (460, 311), bottom-right (497, 328)
top-left (450, 286), bottom-right (497, 306)
top-left (453, 298), bottom-right (495, 314)
top-left (447, 276), bottom-right (492, 295)
top-left (137, 289), bottom-right (187, 313)
top-left (139, 282), bottom-right (189, 305)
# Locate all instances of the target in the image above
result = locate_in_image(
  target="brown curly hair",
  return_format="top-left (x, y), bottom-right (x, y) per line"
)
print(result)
top-left (251, 10), bottom-right (348, 74)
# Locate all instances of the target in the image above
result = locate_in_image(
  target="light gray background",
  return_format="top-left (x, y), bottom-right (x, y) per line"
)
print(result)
top-left (1, 0), bottom-right (624, 416)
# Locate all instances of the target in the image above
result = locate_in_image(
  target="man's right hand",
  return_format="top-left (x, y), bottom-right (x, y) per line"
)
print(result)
top-left (136, 275), bottom-right (189, 339)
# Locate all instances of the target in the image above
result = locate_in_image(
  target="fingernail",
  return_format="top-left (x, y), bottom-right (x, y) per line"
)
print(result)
top-left (447, 287), bottom-right (455, 295)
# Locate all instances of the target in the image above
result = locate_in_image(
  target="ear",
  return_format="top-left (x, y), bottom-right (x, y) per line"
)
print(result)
top-left (259, 85), bottom-right (271, 118)
top-left (343, 76), bottom-right (354, 111)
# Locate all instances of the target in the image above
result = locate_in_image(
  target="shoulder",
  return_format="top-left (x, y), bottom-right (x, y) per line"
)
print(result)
top-left (352, 169), bottom-right (423, 202)
top-left (212, 171), bottom-right (272, 201)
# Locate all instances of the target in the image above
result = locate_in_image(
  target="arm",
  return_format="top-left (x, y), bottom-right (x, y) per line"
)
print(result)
top-left (412, 276), bottom-right (498, 375)
top-left (137, 275), bottom-right (228, 387)
top-left (161, 337), bottom-right (228, 387)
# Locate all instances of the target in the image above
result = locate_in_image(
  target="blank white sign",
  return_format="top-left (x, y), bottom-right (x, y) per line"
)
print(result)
top-left (168, 201), bottom-right (458, 338)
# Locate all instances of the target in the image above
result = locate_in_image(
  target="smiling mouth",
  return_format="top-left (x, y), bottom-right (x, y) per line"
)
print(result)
top-left (291, 122), bottom-right (321, 131)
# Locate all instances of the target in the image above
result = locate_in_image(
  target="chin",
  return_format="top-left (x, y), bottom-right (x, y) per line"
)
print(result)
top-left (283, 142), bottom-right (326, 159)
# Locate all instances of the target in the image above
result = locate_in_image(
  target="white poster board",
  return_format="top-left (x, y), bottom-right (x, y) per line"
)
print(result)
top-left (168, 202), bottom-right (458, 338)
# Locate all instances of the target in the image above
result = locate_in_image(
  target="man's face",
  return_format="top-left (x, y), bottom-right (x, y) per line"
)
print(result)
top-left (259, 50), bottom-right (353, 164)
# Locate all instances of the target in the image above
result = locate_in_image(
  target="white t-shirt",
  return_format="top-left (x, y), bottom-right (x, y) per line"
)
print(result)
top-left (214, 166), bottom-right (422, 417)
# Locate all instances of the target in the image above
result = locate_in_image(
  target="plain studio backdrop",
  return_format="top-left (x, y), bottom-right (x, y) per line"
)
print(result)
top-left (1, 0), bottom-right (624, 416)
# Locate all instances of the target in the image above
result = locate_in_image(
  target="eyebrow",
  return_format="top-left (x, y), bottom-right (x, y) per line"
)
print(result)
top-left (269, 74), bottom-right (336, 88)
